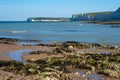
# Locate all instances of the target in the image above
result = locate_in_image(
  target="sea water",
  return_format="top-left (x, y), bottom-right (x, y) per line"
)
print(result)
top-left (0, 21), bottom-right (120, 46)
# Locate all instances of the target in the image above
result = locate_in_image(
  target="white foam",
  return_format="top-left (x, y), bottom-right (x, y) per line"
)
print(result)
top-left (10, 31), bottom-right (27, 33)
top-left (79, 24), bottom-right (83, 26)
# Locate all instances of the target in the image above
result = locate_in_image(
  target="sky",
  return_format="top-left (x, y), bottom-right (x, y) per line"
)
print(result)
top-left (0, 0), bottom-right (120, 21)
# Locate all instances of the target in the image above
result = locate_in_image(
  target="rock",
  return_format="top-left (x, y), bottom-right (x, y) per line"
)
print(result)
top-left (81, 74), bottom-right (86, 77)
top-left (85, 71), bottom-right (91, 75)
top-left (77, 51), bottom-right (85, 54)
top-left (68, 45), bottom-right (74, 49)
top-left (91, 66), bottom-right (95, 71)
top-left (74, 72), bottom-right (80, 76)
top-left (67, 45), bottom-right (75, 52)
top-left (102, 69), bottom-right (120, 78)
top-left (30, 58), bottom-right (36, 61)
top-left (46, 77), bottom-right (51, 80)
top-left (28, 68), bottom-right (37, 74)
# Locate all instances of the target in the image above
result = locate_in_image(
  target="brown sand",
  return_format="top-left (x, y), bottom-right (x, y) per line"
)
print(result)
top-left (23, 53), bottom-right (64, 61)
top-left (0, 43), bottom-right (55, 61)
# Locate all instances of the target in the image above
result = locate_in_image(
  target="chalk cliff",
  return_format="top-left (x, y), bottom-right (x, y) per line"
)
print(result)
top-left (27, 7), bottom-right (120, 22)
top-left (72, 7), bottom-right (120, 21)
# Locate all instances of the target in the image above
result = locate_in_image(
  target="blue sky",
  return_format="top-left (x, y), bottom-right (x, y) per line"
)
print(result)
top-left (0, 0), bottom-right (120, 21)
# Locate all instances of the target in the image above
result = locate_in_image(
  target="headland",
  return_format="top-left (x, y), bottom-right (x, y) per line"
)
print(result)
top-left (27, 7), bottom-right (120, 24)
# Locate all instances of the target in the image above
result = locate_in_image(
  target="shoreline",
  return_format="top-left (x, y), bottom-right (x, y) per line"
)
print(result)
top-left (0, 37), bottom-right (120, 79)
top-left (86, 21), bottom-right (120, 25)
top-left (0, 37), bottom-right (119, 61)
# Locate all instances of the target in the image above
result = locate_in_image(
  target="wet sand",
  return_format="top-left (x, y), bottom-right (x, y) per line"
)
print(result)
top-left (0, 43), bottom-right (55, 61)
top-left (0, 43), bottom-right (119, 61)
top-left (0, 38), bottom-right (120, 80)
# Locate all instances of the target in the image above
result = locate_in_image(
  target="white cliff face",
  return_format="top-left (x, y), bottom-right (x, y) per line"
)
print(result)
top-left (72, 7), bottom-right (120, 21)
top-left (72, 14), bottom-right (93, 21)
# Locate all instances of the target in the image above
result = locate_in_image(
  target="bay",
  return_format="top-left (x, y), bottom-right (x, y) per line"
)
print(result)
top-left (0, 21), bottom-right (120, 46)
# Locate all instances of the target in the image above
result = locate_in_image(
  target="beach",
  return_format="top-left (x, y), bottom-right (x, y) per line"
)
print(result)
top-left (0, 38), bottom-right (119, 61)
top-left (0, 38), bottom-right (120, 80)
top-left (0, 38), bottom-right (56, 61)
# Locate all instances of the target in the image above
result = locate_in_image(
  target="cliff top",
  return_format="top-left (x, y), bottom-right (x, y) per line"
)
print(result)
top-left (115, 7), bottom-right (120, 12)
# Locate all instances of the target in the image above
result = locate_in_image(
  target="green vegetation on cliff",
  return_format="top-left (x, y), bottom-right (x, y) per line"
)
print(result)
top-left (87, 11), bottom-right (113, 17)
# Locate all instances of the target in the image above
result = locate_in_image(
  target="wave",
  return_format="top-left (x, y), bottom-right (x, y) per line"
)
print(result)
top-left (10, 31), bottom-right (27, 33)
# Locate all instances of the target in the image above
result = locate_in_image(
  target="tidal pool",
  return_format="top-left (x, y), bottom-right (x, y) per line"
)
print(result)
top-left (67, 68), bottom-right (111, 80)
top-left (8, 50), bottom-right (32, 62)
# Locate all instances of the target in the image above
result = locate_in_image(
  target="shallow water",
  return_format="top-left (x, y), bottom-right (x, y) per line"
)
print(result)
top-left (17, 41), bottom-right (41, 45)
top-left (68, 68), bottom-right (110, 80)
top-left (8, 50), bottom-right (32, 62)
top-left (0, 21), bottom-right (120, 46)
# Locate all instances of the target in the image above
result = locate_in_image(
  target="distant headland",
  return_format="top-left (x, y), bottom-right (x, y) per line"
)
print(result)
top-left (27, 17), bottom-right (71, 22)
top-left (27, 7), bottom-right (120, 22)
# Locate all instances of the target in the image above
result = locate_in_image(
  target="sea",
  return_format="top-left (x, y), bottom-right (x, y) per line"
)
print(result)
top-left (0, 21), bottom-right (120, 46)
